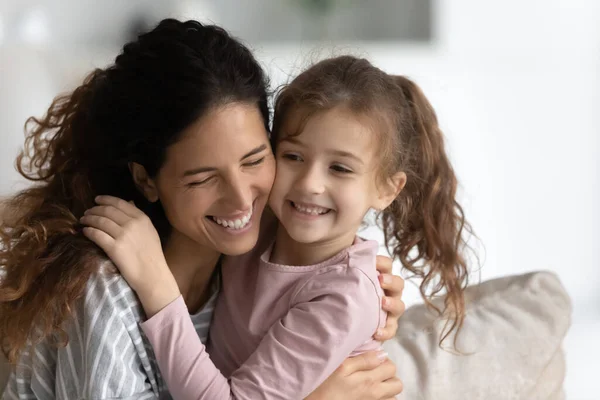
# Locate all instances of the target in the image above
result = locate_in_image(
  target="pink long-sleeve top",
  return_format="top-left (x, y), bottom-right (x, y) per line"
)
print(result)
top-left (141, 237), bottom-right (385, 400)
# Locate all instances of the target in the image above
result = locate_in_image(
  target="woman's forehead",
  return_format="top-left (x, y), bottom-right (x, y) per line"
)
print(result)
top-left (164, 103), bottom-right (269, 171)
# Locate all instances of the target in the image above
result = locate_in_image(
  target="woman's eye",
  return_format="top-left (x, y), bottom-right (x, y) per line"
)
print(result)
top-left (243, 157), bottom-right (265, 167)
top-left (282, 153), bottom-right (303, 162)
top-left (331, 164), bottom-right (352, 174)
top-left (188, 176), bottom-right (214, 187)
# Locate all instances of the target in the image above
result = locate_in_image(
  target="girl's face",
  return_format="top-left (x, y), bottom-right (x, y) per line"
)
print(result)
top-left (269, 107), bottom-right (395, 247)
top-left (150, 102), bottom-right (276, 256)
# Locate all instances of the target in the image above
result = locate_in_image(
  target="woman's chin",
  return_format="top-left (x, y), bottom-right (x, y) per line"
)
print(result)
top-left (216, 236), bottom-right (259, 256)
top-left (210, 219), bottom-right (262, 256)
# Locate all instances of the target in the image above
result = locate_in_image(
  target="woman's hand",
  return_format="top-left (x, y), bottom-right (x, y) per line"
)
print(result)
top-left (306, 351), bottom-right (402, 400)
top-left (81, 195), bottom-right (180, 316)
top-left (374, 256), bottom-right (406, 341)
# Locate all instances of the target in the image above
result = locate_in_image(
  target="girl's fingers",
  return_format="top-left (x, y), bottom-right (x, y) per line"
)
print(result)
top-left (82, 227), bottom-right (115, 253)
top-left (94, 195), bottom-right (145, 218)
top-left (80, 215), bottom-right (123, 239)
top-left (84, 205), bottom-right (132, 227)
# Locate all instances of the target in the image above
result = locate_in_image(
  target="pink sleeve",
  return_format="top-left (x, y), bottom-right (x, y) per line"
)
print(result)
top-left (141, 296), bottom-right (232, 399)
top-left (141, 267), bottom-right (381, 400)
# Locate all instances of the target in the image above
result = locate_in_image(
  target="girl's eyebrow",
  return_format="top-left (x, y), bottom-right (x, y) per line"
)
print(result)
top-left (281, 137), bottom-right (364, 165)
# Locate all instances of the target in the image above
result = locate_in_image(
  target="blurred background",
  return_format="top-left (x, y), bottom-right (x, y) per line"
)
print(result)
top-left (0, 0), bottom-right (598, 398)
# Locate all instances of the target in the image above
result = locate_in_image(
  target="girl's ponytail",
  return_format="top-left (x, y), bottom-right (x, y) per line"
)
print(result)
top-left (381, 76), bottom-right (472, 345)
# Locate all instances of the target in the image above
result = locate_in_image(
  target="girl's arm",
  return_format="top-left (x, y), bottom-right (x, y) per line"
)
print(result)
top-left (141, 268), bottom-right (385, 400)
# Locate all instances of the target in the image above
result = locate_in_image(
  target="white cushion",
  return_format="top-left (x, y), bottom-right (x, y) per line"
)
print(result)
top-left (384, 271), bottom-right (571, 400)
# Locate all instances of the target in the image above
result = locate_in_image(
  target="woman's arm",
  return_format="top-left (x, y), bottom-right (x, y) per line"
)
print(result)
top-left (306, 354), bottom-right (402, 400)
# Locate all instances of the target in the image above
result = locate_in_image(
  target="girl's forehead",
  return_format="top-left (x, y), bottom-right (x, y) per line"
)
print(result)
top-left (279, 109), bottom-right (381, 167)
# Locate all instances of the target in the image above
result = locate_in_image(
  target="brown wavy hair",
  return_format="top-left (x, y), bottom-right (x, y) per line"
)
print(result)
top-left (0, 19), bottom-right (270, 363)
top-left (272, 55), bottom-right (474, 346)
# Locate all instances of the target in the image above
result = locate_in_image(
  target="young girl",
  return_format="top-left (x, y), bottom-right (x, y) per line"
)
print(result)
top-left (83, 55), bottom-right (470, 399)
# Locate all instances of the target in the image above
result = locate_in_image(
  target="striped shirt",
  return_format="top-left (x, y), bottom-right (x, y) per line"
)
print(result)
top-left (1, 262), bottom-right (218, 400)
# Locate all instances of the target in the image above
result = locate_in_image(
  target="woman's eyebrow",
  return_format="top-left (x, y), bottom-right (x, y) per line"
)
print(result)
top-left (183, 144), bottom-right (268, 177)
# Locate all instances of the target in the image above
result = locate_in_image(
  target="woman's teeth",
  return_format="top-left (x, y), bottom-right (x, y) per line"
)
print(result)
top-left (292, 202), bottom-right (330, 215)
top-left (211, 209), bottom-right (252, 230)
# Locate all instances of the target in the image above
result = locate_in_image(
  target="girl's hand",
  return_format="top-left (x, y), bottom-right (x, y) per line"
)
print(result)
top-left (305, 351), bottom-right (402, 400)
top-left (374, 256), bottom-right (406, 341)
top-left (81, 195), bottom-right (180, 315)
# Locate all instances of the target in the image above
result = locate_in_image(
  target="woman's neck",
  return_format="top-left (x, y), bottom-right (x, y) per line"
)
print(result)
top-left (270, 224), bottom-right (356, 266)
top-left (164, 231), bottom-right (221, 314)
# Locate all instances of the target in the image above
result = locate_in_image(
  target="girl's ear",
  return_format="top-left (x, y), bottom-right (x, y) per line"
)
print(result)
top-left (373, 171), bottom-right (406, 210)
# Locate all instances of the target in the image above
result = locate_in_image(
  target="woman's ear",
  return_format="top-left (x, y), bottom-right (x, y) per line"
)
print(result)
top-left (373, 171), bottom-right (407, 211)
top-left (129, 162), bottom-right (159, 202)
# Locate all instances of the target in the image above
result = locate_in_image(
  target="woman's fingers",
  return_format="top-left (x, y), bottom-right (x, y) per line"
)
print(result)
top-left (376, 378), bottom-right (404, 400)
top-left (337, 351), bottom-right (388, 375)
top-left (375, 273), bottom-right (405, 341)
top-left (356, 360), bottom-right (402, 399)
top-left (374, 318), bottom-right (399, 341)
top-left (358, 359), bottom-right (397, 382)
top-left (382, 294), bottom-right (406, 317)
top-left (378, 273), bottom-right (404, 295)
top-left (375, 255), bottom-right (393, 274)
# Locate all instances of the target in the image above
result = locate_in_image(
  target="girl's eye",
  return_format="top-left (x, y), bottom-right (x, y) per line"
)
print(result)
top-left (243, 157), bottom-right (265, 167)
top-left (188, 176), bottom-right (215, 187)
top-left (282, 153), bottom-right (303, 162)
top-left (331, 164), bottom-right (353, 174)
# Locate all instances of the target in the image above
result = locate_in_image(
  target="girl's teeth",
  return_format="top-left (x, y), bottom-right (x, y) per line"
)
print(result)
top-left (293, 203), bottom-right (328, 215)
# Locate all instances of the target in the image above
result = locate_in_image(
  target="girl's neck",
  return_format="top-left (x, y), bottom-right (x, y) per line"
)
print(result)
top-left (270, 224), bottom-right (356, 266)
top-left (164, 231), bottom-right (221, 314)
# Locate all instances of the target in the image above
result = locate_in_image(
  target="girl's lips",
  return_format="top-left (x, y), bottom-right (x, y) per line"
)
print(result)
top-left (287, 200), bottom-right (332, 220)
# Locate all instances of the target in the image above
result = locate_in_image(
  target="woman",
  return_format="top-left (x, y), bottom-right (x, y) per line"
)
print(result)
top-left (0, 19), bottom-right (404, 399)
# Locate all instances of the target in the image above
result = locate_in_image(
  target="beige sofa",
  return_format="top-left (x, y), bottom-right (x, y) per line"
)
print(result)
top-left (385, 271), bottom-right (570, 399)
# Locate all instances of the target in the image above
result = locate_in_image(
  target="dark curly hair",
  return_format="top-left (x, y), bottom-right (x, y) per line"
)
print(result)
top-left (0, 19), bottom-right (270, 363)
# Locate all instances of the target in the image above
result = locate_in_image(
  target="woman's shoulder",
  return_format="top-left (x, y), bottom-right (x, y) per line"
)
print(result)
top-left (6, 259), bottom-right (161, 400)
top-left (76, 259), bottom-right (146, 328)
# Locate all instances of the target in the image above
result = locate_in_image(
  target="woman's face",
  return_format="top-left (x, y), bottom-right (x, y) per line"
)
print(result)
top-left (152, 102), bottom-right (275, 256)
